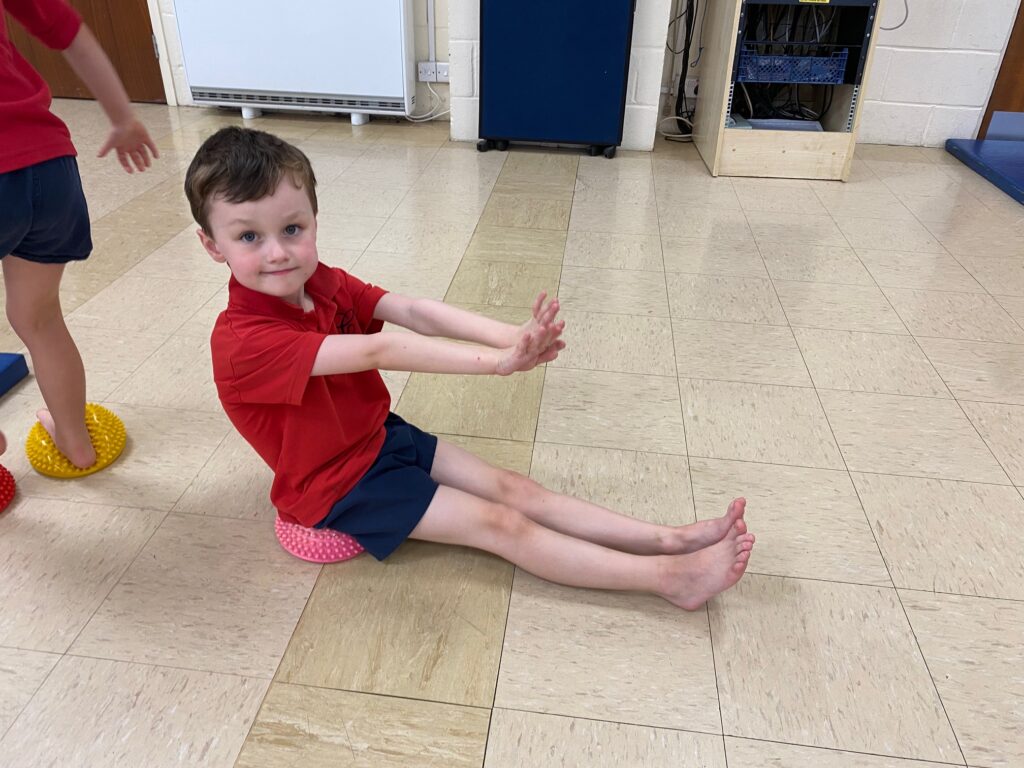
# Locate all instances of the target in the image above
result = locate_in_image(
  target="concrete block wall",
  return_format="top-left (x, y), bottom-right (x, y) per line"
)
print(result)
top-left (153, 0), bottom-right (191, 106)
top-left (413, 0), bottom-right (451, 120)
top-left (449, 0), bottom-right (676, 150)
top-left (859, 0), bottom-right (1021, 145)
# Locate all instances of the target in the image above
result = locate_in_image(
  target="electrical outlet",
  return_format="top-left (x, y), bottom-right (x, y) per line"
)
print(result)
top-left (435, 62), bottom-right (449, 83)
top-left (684, 78), bottom-right (699, 99)
top-left (417, 61), bottom-right (436, 82)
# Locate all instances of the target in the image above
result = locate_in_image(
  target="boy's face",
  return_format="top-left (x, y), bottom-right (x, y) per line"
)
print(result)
top-left (198, 179), bottom-right (318, 307)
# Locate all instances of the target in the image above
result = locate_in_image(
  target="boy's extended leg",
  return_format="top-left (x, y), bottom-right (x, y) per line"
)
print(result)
top-left (409, 485), bottom-right (754, 610)
top-left (2, 256), bottom-right (96, 468)
top-left (430, 439), bottom-right (742, 555)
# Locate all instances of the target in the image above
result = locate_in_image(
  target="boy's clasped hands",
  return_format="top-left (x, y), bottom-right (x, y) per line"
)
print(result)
top-left (497, 292), bottom-right (566, 376)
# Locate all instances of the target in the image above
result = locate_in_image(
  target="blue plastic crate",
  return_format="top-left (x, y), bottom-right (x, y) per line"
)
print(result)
top-left (737, 47), bottom-right (848, 85)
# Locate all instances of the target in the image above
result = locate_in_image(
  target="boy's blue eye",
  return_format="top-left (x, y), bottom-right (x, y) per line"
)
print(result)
top-left (284, 224), bottom-right (300, 236)
top-left (240, 231), bottom-right (257, 243)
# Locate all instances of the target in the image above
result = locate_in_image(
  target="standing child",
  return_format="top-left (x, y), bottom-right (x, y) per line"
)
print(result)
top-left (185, 127), bottom-right (754, 610)
top-left (1, 0), bottom-right (158, 470)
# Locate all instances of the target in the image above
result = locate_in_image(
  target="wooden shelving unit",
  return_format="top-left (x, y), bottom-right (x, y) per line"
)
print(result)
top-left (693, 0), bottom-right (884, 181)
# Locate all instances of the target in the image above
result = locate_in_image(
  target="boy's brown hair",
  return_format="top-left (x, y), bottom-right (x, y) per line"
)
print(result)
top-left (184, 126), bottom-right (318, 234)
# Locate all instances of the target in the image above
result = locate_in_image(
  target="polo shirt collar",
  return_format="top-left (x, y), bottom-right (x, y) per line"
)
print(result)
top-left (226, 262), bottom-right (340, 319)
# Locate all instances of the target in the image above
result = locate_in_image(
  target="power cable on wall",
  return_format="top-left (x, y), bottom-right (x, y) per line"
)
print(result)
top-left (880, 0), bottom-right (909, 31)
top-left (663, 0), bottom-right (699, 142)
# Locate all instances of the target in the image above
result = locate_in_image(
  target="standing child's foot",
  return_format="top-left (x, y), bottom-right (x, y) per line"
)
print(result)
top-left (667, 498), bottom-right (747, 554)
top-left (657, 519), bottom-right (755, 610)
top-left (36, 408), bottom-right (96, 469)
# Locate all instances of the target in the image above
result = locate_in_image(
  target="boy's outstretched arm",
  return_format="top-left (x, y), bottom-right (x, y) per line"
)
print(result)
top-left (61, 24), bottom-right (158, 172)
top-left (311, 322), bottom-right (564, 378)
top-left (373, 291), bottom-right (563, 349)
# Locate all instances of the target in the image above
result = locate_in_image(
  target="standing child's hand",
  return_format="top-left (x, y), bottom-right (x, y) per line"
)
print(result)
top-left (99, 118), bottom-right (159, 173)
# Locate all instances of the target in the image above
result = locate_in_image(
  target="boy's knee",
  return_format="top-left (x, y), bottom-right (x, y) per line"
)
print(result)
top-left (483, 501), bottom-right (532, 541)
top-left (495, 468), bottom-right (543, 506)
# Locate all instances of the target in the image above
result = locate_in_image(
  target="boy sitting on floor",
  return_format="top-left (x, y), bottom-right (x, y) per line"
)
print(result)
top-left (184, 127), bottom-right (754, 610)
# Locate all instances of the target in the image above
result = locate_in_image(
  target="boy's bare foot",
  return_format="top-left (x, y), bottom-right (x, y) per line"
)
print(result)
top-left (658, 519), bottom-right (755, 610)
top-left (36, 409), bottom-right (97, 469)
top-left (668, 497), bottom-right (746, 554)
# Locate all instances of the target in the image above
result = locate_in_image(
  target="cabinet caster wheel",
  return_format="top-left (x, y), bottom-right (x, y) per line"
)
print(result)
top-left (496, 140), bottom-right (509, 151)
top-left (603, 146), bottom-right (617, 159)
top-left (477, 139), bottom-right (495, 152)
top-left (586, 145), bottom-right (601, 157)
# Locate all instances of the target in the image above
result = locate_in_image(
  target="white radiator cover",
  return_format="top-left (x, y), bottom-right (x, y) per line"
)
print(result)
top-left (174, 0), bottom-right (416, 116)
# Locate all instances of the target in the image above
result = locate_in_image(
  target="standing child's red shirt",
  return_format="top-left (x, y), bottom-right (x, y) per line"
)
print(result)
top-left (1, 0), bottom-right (81, 174)
top-left (211, 262), bottom-right (391, 526)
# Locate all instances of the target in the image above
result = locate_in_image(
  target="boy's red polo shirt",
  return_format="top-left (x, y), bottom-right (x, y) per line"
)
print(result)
top-left (211, 262), bottom-right (391, 526)
top-left (1, 0), bottom-right (81, 174)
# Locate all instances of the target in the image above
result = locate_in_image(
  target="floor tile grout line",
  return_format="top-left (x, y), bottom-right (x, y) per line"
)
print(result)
top-left (657, 167), bottom-right (732, 759)
top-left (525, 437), bottom-right (1021, 487)
top-left (915, 343), bottom-right (1018, 486)
top-left (489, 702), bottom-right (970, 767)
top-left (827, 216), bottom-right (1019, 489)
top-left (167, 427), bottom-right (236, 514)
top-left (489, 703), bottom-right (726, 743)
top-left (479, 147), bottom-right (540, 767)
top-left (833, 214), bottom-right (965, 408)
top-left (808, 208), bottom-right (971, 766)
top-left (1, 501), bottom-right (183, 745)
top-left (873, 203), bottom-right (1021, 487)
top-left (722, 732), bottom-right (969, 767)
top-left (0, 648), bottom-right (64, 744)
top-left (748, 198), bottom-right (904, 584)
top-left (58, 506), bottom-right (171, 658)
top-left (227, 562), bottom-right (326, 766)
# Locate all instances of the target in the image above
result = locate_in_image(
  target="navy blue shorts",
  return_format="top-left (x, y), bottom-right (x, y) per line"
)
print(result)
top-left (316, 413), bottom-right (439, 560)
top-left (0, 155), bottom-right (92, 264)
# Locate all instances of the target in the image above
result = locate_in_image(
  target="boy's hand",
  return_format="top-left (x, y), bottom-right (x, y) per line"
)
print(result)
top-left (99, 118), bottom-right (159, 173)
top-left (496, 323), bottom-right (566, 376)
top-left (515, 292), bottom-right (563, 348)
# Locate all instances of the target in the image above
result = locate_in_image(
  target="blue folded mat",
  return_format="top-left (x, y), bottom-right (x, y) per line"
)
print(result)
top-left (945, 111), bottom-right (1024, 204)
top-left (0, 353), bottom-right (29, 397)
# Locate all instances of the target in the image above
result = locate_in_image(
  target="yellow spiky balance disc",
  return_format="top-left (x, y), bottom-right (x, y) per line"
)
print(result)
top-left (26, 403), bottom-right (126, 479)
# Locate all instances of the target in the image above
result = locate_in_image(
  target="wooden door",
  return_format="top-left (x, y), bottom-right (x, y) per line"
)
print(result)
top-left (980, 2), bottom-right (1024, 138)
top-left (5, 0), bottom-right (164, 103)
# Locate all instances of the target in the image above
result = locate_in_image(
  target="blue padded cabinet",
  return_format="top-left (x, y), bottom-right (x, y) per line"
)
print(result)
top-left (478, 0), bottom-right (637, 156)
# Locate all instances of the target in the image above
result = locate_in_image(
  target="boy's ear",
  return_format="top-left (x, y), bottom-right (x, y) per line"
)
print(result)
top-left (197, 228), bottom-right (226, 263)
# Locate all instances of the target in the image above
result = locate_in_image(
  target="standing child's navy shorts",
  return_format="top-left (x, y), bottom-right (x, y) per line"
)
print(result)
top-left (316, 413), bottom-right (439, 560)
top-left (0, 155), bottom-right (92, 264)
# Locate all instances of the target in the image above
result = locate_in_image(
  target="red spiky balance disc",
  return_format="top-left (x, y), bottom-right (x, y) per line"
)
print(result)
top-left (0, 465), bottom-right (15, 514)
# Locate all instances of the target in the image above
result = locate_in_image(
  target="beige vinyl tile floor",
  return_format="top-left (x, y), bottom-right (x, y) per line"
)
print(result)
top-left (1, 101), bottom-right (1023, 767)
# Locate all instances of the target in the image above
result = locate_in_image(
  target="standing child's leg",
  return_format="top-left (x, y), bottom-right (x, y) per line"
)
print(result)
top-left (431, 439), bottom-right (742, 555)
top-left (410, 485), bottom-right (754, 610)
top-left (2, 257), bottom-right (95, 468)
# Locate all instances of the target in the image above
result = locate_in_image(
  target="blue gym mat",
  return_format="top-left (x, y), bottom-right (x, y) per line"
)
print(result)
top-left (0, 353), bottom-right (28, 397)
top-left (945, 111), bottom-right (1024, 204)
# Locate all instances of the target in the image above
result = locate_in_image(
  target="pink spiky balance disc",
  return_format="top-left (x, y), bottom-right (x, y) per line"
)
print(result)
top-left (0, 465), bottom-right (14, 514)
top-left (274, 516), bottom-right (364, 563)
